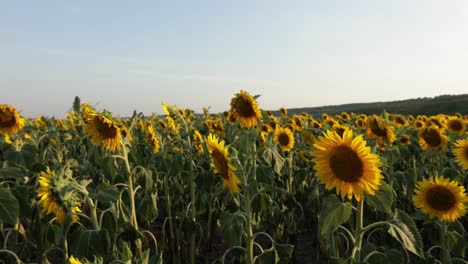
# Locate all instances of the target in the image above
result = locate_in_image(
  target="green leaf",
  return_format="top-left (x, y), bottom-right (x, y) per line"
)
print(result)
top-left (71, 229), bottom-right (110, 259)
top-left (366, 181), bottom-right (394, 215)
top-left (319, 194), bottom-right (352, 236)
top-left (365, 251), bottom-right (392, 264)
top-left (220, 212), bottom-right (244, 247)
top-left (274, 243), bottom-right (294, 264)
top-left (387, 209), bottom-right (423, 257)
top-left (0, 167), bottom-right (26, 179)
top-left (137, 194), bottom-right (158, 222)
top-left (102, 156), bottom-right (116, 182)
top-left (89, 186), bottom-right (119, 207)
top-left (446, 231), bottom-right (466, 258)
top-left (0, 188), bottom-right (19, 224)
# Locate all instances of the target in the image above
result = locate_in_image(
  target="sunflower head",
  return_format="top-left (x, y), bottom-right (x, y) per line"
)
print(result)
top-left (193, 130), bottom-right (204, 154)
top-left (291, 115), bottom-right (304, 131)
top-left (274, 127), bottom-right (295, 152)
top-left (413, 120), bottom-right (425, 129)
top-left (453, 139), bottom-right (468, 170)
top-left (413, 176), bottom-right (468, 222)
top-left (399, 134), bottom-right (411, 145)
top-left (301, 130), bottom-right (316, 147)
top-left (230, 90), bottom-right (262, 128)
top-left (391, 115), bottom-right (408, 128)
top-left (365, 115), bottom-right (396, 147)
top-left (417, 125), bottom-right (448, 151)
top-left (0, 104), bottom-right (25, 135)
top-left (446, 117), bottom-right (466, 134)
top-left (36, 167), bottom-right (81, 224)
top-left (280, 107), bottom-right (288, 117)
top-left (426, 116), bottom-right (445, 129)
top-left (355, 119), bottom-right (365, 129)
top-left (206, 134), bottom-right (240, 193)
top-left (312, 130), bottom-right (383, 201)
top-left (340, 112), bottom-right (351, 120)
top-left (84, 113), bottom-right (122, 152)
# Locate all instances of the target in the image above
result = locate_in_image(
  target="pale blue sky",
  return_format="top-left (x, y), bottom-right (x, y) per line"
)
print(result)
top-left (1, 0), bottom-right (467, 117)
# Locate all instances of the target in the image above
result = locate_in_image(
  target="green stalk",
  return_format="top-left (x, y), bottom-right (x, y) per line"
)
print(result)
top-left (351, 198), bottom-right (364, 262)
top-left (440, 221), bottom-right (449, 264)
top-left (244, 138), bottom-right (257, 264)
top-left (287, 152), bottom-right (294, 193)
top-left (87, 197), bottom-right (100, 230)
top-left (190, 160), bottom-right (196, 264)
top-left (121, 142), bottom-right (138, 230)
top-left (164, 174), bottom-right (177, 264)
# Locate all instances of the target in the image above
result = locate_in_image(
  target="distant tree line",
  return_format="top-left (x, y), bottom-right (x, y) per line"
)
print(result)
top-left (273, 94), bottom-right (468, 117)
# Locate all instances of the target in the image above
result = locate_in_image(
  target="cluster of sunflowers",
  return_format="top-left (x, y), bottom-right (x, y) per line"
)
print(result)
top-left (0, 92), bottom-right (467, 263)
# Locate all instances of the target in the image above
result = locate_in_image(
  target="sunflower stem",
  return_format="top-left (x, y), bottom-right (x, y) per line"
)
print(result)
top-left (287, 152), bottom-right (294, 193)
top-left (164, 173), bottom-right (177, 264)
top-left (121, 142), bottom-right (138, 230)
top-left (440, 221), bottom-right (449, 264)
top-left (87, 197), bottom-right (100, 230)
top-left (244, 134), bottom-right (257, 264)
top-left (351, 198), bottom-right (364, 262)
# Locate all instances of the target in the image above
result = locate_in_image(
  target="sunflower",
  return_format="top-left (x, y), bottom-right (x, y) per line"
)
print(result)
top-left (418, 125), bottom-right (448, 151)
top-left (312, 130), bottom-right (383, 201)
top-left (332, 123), bottom-right (349, 138)
top-left (230, 90), bottom-right (262, 128)
top-left (340, 112), bottom-right (351, 120)
top-left (206, 134), bottom-right (240, 193)
top-left (162, 102), bottom-right (180, 135)
top-left (366, 115), bottom-right (396, 147)
top-left (311, 120), bottom-right (322, 129)
top-left (355, 119), bottom-right (365, 129)
top-left (69, 256), bottom-right (82, 264)
top-left (280, 107), bottom-right (288, 117)
top-left (413, 120), bottom-right (425, 129)
top-left (301, 130), bottom-right (316, 147)
top-left (391, 115), bottom-right (408, 128)
top-left (36, 167), bottom-right (81, 224)
top-left (426, 116), bottom-right (445, 129)
top-left (446, 117), bottom-right (466, 134)
top-left (84, 113), bottom-right (122, 152)
top-left (274, 127), bottom-right (295, 152)
top-left (453, 139), bottom-right (468, 170)
top-left (146, 127), bottom-right (160, 153)
top-left (260, 123), bottom-right (272, 134)
top-left (0, 104), bottom-right (25, 135)
top-left (291, 115), bottom-right (304, 131)
top-left (399, 134), bottom-right (411, 145)
top-left (299, 151), bottom-right (314, 162)
top-left (193, 130), bottom-right (204, 154)
top-left (413, 176), bottom-right (468, 222)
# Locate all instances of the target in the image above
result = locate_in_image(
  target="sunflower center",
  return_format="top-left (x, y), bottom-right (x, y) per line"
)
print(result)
top-left (235, 98), bottom-right (255, 118)
top-left (335, 128), bottom-right (345, 138)
top-left (369, 119), bottom-right (387, 137)
top-left (449, 121), bottom-right (463, 131)
top-left (329, 145), bottom-right (363, 183)
top-left (212, 150), bottom-right (229, 179)
top-left (425, 186), bottom-right (456, 211)
top-left (95, 117), bottom-right (118, 139)
top-left (278, 133), bottom-right (290, 146)
top-left (0, 110), bottom-right (16, 128)
top-left (422, 129), bottom-right (441, 147)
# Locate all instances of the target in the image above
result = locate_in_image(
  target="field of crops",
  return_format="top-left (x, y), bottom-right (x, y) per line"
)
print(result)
top-left (0, 90), bottom-right (467, 264)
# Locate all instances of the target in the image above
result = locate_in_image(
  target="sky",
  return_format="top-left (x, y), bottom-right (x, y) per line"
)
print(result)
top-left (1, 0), bottom-right (467, 118)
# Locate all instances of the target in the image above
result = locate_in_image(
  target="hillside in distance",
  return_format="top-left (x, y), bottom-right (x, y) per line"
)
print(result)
top-left (272, 94), bottom-right (468, 117)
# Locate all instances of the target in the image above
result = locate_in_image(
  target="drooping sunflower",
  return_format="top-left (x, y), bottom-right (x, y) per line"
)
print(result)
top-left (274, 127), bottom-right (295, 152)
top-left (84, 113), bottom-right (122, 152)
top-left (453, 139), bottom-right (468, 170)
top-left (206, 134), bottom-right (240, 193)
top-left (301, 130), bottom-right (316, 147)
top-left (161, 102), bottom-right (180, 135)
top-left (312, 130), bottom-right (383, 201)
top-left (0, 104), bottom-right (25, 135)
top-left (291, 115), bottom-right (304, 131)
top-left (36, 167), bottom-right (81, 224)
top-left (280, 107), bottom-right (288, 117)
top-left (193, 130), bottom-right (204, 154)
top-left (418, 125), bottom-right (448, 151)
top-left (391, 115), bottom-right (408, 128)
top-left (445, 117), bottom-right (466, 135)
top-left (413, 176), bottom-right (468, 222)
top-left (230, 90), bottom-right (262, 128)
top-left (355, 118), bottom-right (365, 129)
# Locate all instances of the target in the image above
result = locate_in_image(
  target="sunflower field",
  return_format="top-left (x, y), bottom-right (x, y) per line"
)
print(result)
top-left (0, 91), bottom-right (468, 264)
